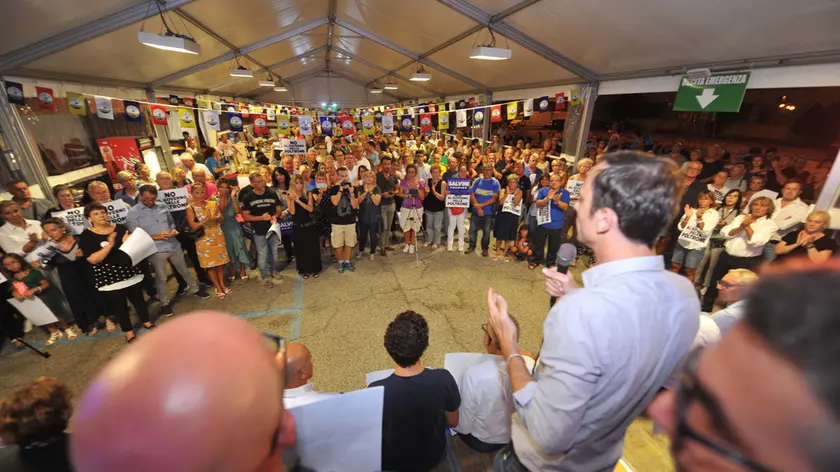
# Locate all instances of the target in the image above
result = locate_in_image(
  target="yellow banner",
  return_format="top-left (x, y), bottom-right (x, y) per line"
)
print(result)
top-left (278, 115), bottom-right (290, 135)
top-left (507, 102), bottom-right (518, 120)
top-left (362, 115), bottom-right (375, 135)
top-left (438, 111), bottom-right (449, 129)
top-left (178, 107), bottom-right (196, 128)
top-left (66, 92), bottom-right (87, 116)
top-left (197, 99), bottom-right (210, 110)
top-left (570, 89), bottom-right (582, 106)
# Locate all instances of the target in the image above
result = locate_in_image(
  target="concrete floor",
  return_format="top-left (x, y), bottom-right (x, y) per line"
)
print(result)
top-left (0, 246), bottom-right (674, 472)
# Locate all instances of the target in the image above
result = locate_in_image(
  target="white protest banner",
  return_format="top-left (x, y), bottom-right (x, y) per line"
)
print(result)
top-left (381, 114), bottom-right (394, 134)
top-left (445, 178), bottom-right (471, 208)
top-left (25, 242), bottom-right (61, 265)
top-left (119, 227), bottom-right (157, 265)
top-left (51, 207), bottom-right (86, 234)
top-left (365, 368), bottom-right (394, 386)
top-left (104, 201), bottom-right (128, 225)
top-left (7, 297), bottom-right (59, 326)
top-left (536, 204), bottom-right (551, 225)
top-left (281, 138), bottom-right (306, 155)
top-left (501, 194), bottom-right (522, 216)
top-left (291, 387), bottom-right (384, 472)
top-left (678, 223), bottom-right (708, 246)
top-left (566, 179), bottom-right (584, 198)
top-left (708, 184), bottom-right (726, 204)
top-left (405, 139), bottom-right (417, 149)
top-left (156, 187), bottom-right (189, 212)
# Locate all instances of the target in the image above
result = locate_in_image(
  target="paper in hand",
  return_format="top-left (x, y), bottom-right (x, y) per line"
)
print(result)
top-left (118, 227), bottom-right (157, 265)
top-left (7, 297), bottom-right (59, 326)
top-left (365, 369), bottom-right (394, 386)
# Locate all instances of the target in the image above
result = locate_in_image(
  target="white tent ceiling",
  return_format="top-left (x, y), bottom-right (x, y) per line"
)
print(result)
top-left (3, 0), bottom-right (840, 108)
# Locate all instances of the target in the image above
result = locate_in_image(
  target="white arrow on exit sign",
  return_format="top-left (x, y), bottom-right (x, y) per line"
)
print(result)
top-left (696, 88), bottom-right (719, 109)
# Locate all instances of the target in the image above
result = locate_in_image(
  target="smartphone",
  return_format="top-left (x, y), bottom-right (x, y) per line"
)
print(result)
top-left (408, 189), bottom-right (418, 197)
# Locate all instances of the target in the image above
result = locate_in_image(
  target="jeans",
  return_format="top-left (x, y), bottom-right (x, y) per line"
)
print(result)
top-left (468, 213), bottom-right (494, 251)
top-left (358, 219), bottom-right (378, 253)
top-left (531, 226), bottom-right (563, 265)
top-left (492, 444), bottom-right (529, 472)
top-left (149, 250), bottom-right (197, 306)
top-left (253, 232), bottom-right (279, 279)
top-left (380, 203), bottom-right (396, 248)
top-left (447, 210), bottom-right (466, 249)
top-left (671, 244), bottom-right (705, 268)
top-left (425, 210), bottom-right (444, 245)
top-left (695, 246), bottom-right (724, 289)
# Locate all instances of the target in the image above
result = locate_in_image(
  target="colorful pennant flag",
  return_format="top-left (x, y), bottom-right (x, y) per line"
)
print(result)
top-left (428, 104), bottom-right (436, 112)
top-left (570, 89), bottom-right (582, 106)
top-left (239, 106), bottom-right (250, 119)
top-left (277, 115), bottom-right (290, 135)
top-left (253, 114), bottom-right (268, 134)
top-left (490, 105), bottom-right (502, 123)
top-left (66, 92), bottom-right (87, 116)
top-left (5, 81), bottom-right (24, 105)
top-left (203, 109), bottom-right (220, 131)
top-left (457, 100), bottom-right (466, 110)
top-left (537, 96), bottom-right (551, 113)
top-left (298, 115), bottom-right (313, 135)
top-left (420, 114), bottom-right (433, 134)
top-left (267, 107), bottom-right (276, 121)
top-left (183, 97), bottom-right (195, 108)
top-left (229, 113), bottom-right (243, 132)
top-left (400, 115), bottom-right (413, 133)
top-left (381, 114), bottom-right (394, 134)
top-left (36, 86), bottom-right (55, 111)
top-left (124, 100), bottom-right (142, 122)
top-left (340, 116), bottom-right (355, 134)
top-left (168, 95), bottom-right (181, 106)
top-left (197, 99), bottom-right (210, 110)
top-left (319, 116), bottom-right (333, 136)
top-left (150, 104), bottom-right (168, 125)
top-left (523, 98), bottom-right (534, 117)
top-left (506, 102), bottom-right (518, 120)
top-left (555, 92), bottom-right (566, 111)
top-left (473, 108), bottom-right (485, 126)
top-left (178, 107), bottom-right (196, 128)
top-left (362, 115), bottom-right (375, 135)
top-left (438, 111), bottom-right (449, 130)
top-left (455, 110), bottom-right (467, 128)
top-left (95, 96), bottom-right (114, 120)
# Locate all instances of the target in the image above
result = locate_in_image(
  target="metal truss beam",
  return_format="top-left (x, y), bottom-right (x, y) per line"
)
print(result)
top-left (208, 46), bottom-right (328, 93)
top-left (331, 47), bottom-right (443, 97)
top-left (0, 0), bottom-right (196, 72)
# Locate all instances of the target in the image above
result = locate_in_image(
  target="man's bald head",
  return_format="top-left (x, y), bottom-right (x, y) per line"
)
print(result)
top-left (284, 342), bottom-right (313, 390)
top-left (71, 312), bottom-right (294, 472)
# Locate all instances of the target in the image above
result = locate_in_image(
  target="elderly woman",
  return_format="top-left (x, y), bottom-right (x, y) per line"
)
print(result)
top-left (188, 169), bottom-right (217, 198)
top-left (355, 169), bottom-right (382, 261)
top-left (564, 158), bottom-right (593, 258)
top-left (422, 164), bottom-right (447, 249)
top-left (493, 174), bottom-right (523, 261)
top-left (775, 210), bottom-right (836, 263)
top-left (287, 174), bottom-right (322, 278)
top-left (186, 182), bottom-right (230, 299)
top-left (0, 201), bottom-right (43, 257)
top-left (43, 185), bottom-right (78, 222)
top-left (79, 203), bottom-right (155, 342)
top-left (0, 377), bottom-right (73, 471)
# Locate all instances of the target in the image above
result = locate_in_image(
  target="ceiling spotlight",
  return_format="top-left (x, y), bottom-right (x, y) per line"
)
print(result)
top-left (384, 78), bottom-right (399, 90)
top-left (259, 74), bottom-right (275, 87)
top-left (331, 103), bottom-right (337, 107)
top-left (778, 103), bottom-right (786, 108)
top-left (410, 65), bottom-right (431, 81)
top-left (369, 87), bottom-right (383, 94)
top-left (786, 105), bottom-right (796, 111)
top-left (469, 27), bottom-right (512, 61)
top-left (274, 85), bottom-right (288, 92)
top-left (321, 102), bottom-right (327, 107)
top-left (138, 31), bottom-right (200, 55)
top-left (229, 65), bottom-right (253, 78)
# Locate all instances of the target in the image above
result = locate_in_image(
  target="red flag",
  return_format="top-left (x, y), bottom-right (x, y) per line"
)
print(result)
top-left (183, 97), bottom-right (195, 107)
top-left (555, 93), bottom-right (566, 111)
top-left (150, 104), bottom-right (168, 125)
top-left (253, 114), bottom-right (268, 134)
top-left (35, 86), bottom-right (55, 111)
top-left (239, 106), bottom-right (250, 118)
top-left (340, 116), bottom-right (355, 135)
top-left (428, 104), bottom-right (436, 112)
top-left (420, 113), bottom-right (433, 134)
top-left (490, 105), bottom-right (503, 123)
top-left (468, 97), bottom-right (477, 108)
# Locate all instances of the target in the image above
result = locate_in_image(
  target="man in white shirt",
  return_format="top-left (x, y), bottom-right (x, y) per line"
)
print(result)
top-left (710, 268), bottom-right (758, 334)
top-left (764, 179), bottom-right (809, 261)
top-left (701, 196), bottom-right (778, 312)
top-left (281, 342), bottom-right (334, 409)
top-left (352, 145), bottom-right (371, 178)
top-left (179, 154), bottom-right (211, 182)
top-left (457, 316), bottom-right (535, 453)
top-left (414, 151), bottom-right (432, 181)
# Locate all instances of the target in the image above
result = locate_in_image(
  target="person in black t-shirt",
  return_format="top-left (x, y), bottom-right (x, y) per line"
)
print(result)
top-left (765, 155), bottom-right (798, 193)
top-left (240, 172), bottom-right (284, 287)
top-left (774, 210), bottom-right (836, 263)
top-left (329, 167), bottom-right (359, 273)
top-left (369, 311), bottom-right (460, 472)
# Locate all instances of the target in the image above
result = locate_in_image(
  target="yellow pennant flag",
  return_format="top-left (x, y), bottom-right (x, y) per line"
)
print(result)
top-left (570, 88), bottom-right (582, 106)
top-left (507, 102), bottom-right (518, 120)
top-left (278, 115), bottom-right (291, 135)
top-left (362, 115), bottom-right (375, 135)
top-left (66, 92), bottom-right (87, 116)
top-left (438, 111), bottom-right (449, 130)
top-left (178, 107), bottom-right (196, 128)
top-left (197, 99), bottom-right (210, 110)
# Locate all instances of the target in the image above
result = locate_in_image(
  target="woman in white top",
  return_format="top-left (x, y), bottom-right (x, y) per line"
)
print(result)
top-left (0, 201), bottom-right (43, 256)
top-left (670, 190), bottom-right (720, 281)
top-left (700, 196), bottom-right (778, 312)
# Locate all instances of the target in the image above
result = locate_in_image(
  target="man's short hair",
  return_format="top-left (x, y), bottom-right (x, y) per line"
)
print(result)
top-left (139, 185), bottom-right (158, 197)
top-left (248, 171), bottom-right (263, 182)
top-left (384, 311), bottom-right (429, 368)
top-left (380, 155), bottom-right (392, 164)
top-left (726, 268), bottom-right (758, 285)
top-left (591, 152), bottom-right (682, 247)
top-left (86, 180), bottom-right (108, 193)
top-left (337, 167), bottom-right (349, 174)
top-left (7, 179), bottom-right (26, 188)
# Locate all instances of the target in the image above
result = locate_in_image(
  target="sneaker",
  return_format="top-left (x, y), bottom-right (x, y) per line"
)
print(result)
top-left (403, 245), bottom-right (410, 253)
top-left (23, 319), bottom-right (32, 333)
top-left (194, 288), bottom-right (211, 300)
top-left (465, 247), bottom-right (475, 255)
top-left (263, 278), bottom-right (275, 288)
top-left (356, 251), bottom-right (365, 260)
top-left (176, 285), bottom-right (189, 297)
top-left (482, 249), bottom-right (489, 257)
top-left (408, 245), bottom-right (415, 254)
top-left (159, 304), bottom-right (175, 317)
top-left (337, 262), bottom-right (346, 274)
top-left (447, 244), bottom-right (453, 252)
top-left (431, 244), bottom-right (439, 250)
top-left (64, 327), bottom-right (78, 340)
top-left (45, 331), bottom-right (63, 346)
top-left (423, 242), bottom-right (431, 248)
top-left (459, 243), bottom-right (465, 252)
top-left (369, 253), bottom-right (375, 262)
top-left (347, 262), bottom-right (356, 272)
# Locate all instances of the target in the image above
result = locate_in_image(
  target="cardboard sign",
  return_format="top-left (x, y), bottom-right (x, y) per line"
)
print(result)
top-left (445, 178), bottom-right (470, 208)
top-left (51, 207), bottom-right (87, 235)
top-left (105, 201), bottom-right (128, 225)
top-left (282, 138), bottom-right (306, 155)
top-left (536, 204), bottom-right (551, 225)
top-left (156, 187), bottom-right (189, 212)
top-left (566, 179), bottom-right (584, 198)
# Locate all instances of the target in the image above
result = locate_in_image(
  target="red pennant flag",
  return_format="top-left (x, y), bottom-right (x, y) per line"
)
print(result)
top-left (468, 97), bottom-right (477, 108)
top-left (183, 97), bottom-right (195, 107)
top-left (490, 105), bottom-right (503, 123)
top-left (253, 114), bottom-right (268, 134)
top-left (428, 104), bottom-right (436, 112)
top-left (340, 116), bottom-right (355, 134)
top-left (150, 104), bottom-right (168, 125)
top-left (420, 113), bottom-right (433, 134)
top-left (35, 86), bottom-right (55, 111)
top-left (555, 93), bottom-right (566, 111)
top-left (239, 106), bottom-right (250, 118)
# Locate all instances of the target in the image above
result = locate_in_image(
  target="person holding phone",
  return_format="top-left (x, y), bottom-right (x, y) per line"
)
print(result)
top-left (397, 164), bottom-right (427, 254)
top-left (329, 167), bottom-right (359, 273)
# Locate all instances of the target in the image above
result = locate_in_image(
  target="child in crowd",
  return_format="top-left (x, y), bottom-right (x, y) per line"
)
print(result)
top-left (512, 226), bottom-right (533, 261)
top-left (2, 253), bottom-right (77, 345)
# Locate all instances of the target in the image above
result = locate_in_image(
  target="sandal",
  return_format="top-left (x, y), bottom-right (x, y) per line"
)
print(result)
top-left (313, 273), bottom-right (320, 278)
top-left (10, 339), bottom-right (24, 348)
top-left (216, 291), bottom-right (225, 299)
top-left (241, 275), bottom-right (249, 281)
top-left (528, 263), bottom-right (538, 271)
top-left (105, 318), bottom-right (117, 332)
top-left (88, 327), bottom-right (99, 336)
top-left (492, 249), bottom-right (500, 261)
top-left (303, 274), bottom-right (310, 280)
top-left (504, 253), bottom-right (511, 262)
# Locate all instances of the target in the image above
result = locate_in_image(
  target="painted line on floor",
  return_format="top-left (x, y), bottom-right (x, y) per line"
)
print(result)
top-left (289, 275), bottom-right (304, 340)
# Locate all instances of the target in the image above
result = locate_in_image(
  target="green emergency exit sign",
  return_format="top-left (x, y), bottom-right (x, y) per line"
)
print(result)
top-left (673, 72), bottom-right (750, 113)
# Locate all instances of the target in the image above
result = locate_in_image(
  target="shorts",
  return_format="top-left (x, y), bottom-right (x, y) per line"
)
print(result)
top-left (398, 207), bottom-right (424, 233)
top-left (672, 244), bottom-right (705, 268)
top-left (331, 223), bottom-right (357, 248)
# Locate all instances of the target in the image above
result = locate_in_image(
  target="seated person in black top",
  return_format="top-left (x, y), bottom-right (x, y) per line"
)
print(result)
top-left (0, 377), bottom-right (73, 472)
top-left (369, 311), bottom-right (461, 471)
top-left (775, 210), bottom-right (836, 263)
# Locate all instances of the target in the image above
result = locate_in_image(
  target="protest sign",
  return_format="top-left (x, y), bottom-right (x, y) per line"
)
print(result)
top-left (501, 195), bottom-right (522, 216)
top-left (156, 187), bottom-right (188, 212)
top-left (51, 207), bottom-right (86, 234)
top-left (536, 204), bottom-right (551, 225)
top-left (282, 138), bottom-right (306, 155)
top-left (445, 178), bottom-right (470, 208)
top-left (566, 179), bottom-right (584, 198)
top-left (105, 201), bottom-right (128, 224)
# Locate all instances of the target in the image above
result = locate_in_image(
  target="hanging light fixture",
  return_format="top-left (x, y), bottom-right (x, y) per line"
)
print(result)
top-left (259, 74), bottom-right (275, 87)
top-left (469, 27), bottom-right (512, 60)
top-left (137, 0), bottom-right (200, 54)
top-left (410, 64), bottom-right (432, 81)
top-left (369, 87), bottom-right (384, 94)
top-left (383, 77), bottom-right (399, 90)
top-left (228, 54), bottom-right (253, 77)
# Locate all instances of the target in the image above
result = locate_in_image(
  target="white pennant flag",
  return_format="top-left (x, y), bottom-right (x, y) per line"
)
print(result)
top-left (95, 96), bottom-right (114, 120)
top-left (381, 114), bottom-right (394, 134)
top-left (524, 98), bottom-right (534, 117)
top-left (455, 109), bottom-right (467, 128)
top-left (203, 110), bottom-right (220, 131)
top-left (267, 107), bottom-right (276, 121)
top-left (298, 115), bottom-right (313, 136)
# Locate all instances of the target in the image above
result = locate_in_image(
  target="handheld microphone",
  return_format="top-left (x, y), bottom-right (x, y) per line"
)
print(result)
top-left (549, 243), bottom-right (578, 307)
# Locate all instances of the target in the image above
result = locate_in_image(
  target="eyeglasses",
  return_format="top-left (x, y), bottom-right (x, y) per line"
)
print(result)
top-left (674, 347), bottom-right (774, 472)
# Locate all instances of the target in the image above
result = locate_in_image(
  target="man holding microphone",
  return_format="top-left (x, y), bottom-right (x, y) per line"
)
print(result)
top-left (488, 152), bottom-right (700, 471)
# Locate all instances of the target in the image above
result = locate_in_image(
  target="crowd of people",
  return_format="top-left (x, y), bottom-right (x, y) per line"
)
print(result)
top-left (1, 149), bottom-right (838, 472)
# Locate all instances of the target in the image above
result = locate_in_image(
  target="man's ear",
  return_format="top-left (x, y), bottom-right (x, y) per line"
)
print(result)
top-left (594, 207), bottom-right (617, 236)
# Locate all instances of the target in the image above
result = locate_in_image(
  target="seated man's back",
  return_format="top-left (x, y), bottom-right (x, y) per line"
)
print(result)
top-left (371, 368), bottom-right (460, 471)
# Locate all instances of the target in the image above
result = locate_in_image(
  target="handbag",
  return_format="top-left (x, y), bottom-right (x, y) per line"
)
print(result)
top-left (180, 205), bottom-right (206, 241)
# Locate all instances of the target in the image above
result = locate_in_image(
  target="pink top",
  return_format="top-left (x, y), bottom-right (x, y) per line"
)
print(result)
top-left (400, 179), bottom-right (426, 209)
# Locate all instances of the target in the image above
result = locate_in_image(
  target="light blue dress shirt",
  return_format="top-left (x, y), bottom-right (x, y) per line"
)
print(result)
top-left (125, 202), bottom-right (180, 253)
top-left (710, 299), bottom-right (745, 335)
top-left (511, 255), bottom-right (700, 471)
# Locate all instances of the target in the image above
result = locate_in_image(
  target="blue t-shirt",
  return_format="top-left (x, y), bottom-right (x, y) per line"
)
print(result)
top-left (536, 187), bottom-right (571, 230)
top-left (205, 156), bottom-right (220, 178)
top-left (471, 177), bottom-right (501, 215)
